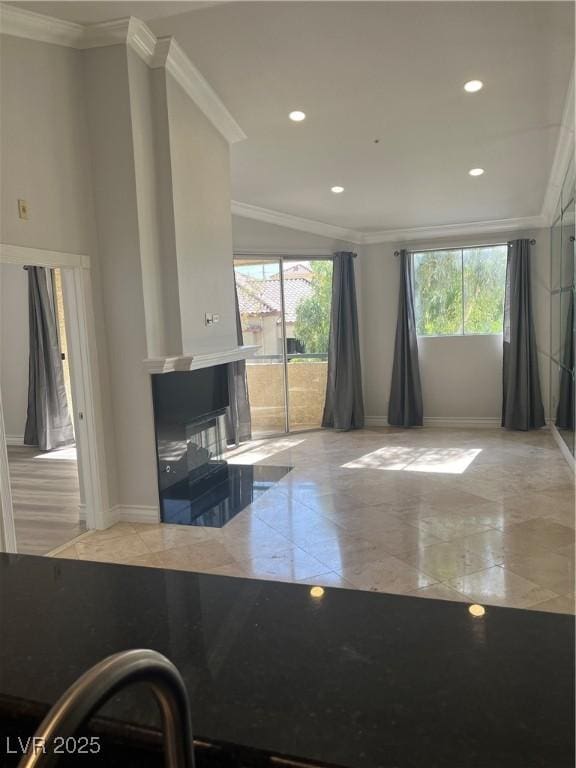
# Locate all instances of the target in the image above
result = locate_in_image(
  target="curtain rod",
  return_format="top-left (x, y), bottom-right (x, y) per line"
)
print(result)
top-left (393, 239), bottom-right (536, 256)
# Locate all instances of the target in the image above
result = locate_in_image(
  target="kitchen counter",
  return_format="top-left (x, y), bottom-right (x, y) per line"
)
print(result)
top-left (0, 553), bottom-right (573, 767)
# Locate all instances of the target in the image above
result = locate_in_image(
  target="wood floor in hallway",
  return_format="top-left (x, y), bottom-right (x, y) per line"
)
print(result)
top-left (7, 444), bottom-right (85, 555)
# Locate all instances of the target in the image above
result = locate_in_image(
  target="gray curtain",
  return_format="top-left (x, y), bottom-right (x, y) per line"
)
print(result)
top-left (388, 250), bottom-right (423, 427)
top-left (502, 239), bottom-right (545, 430)
top-left (322, 252), bottom-right (364, 430)
top-left (225, 279), bottom-right (252, 445)
top-left (24, 266), bottom-right (74, 451)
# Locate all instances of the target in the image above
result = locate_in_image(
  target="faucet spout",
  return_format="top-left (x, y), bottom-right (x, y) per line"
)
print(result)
top-left (18, 649), bottom-right (195, 768)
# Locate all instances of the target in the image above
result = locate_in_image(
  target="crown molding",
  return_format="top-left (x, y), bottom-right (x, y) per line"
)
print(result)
top-left (152, 37), bottom-right (246, 144)
top-left (231, 201), bottom-right (547, 246)
top-left (0, 3), bottom-right (84, 46)
top-left (0, 4), bottom-right (243, 144)
top-left (541, 67), bottom-right (575, 225)
top-left (231, 201), bottom-right (362, 244)
top-left (82, 17), bottom-right (157, 65)
top-left (361, 214), bottom-right (548, 245)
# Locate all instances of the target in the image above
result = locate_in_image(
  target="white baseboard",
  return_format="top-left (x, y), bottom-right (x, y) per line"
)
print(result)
top-left (550, 423), bottom-right (576, 472)
top-left (115, 504), bottom-right (160, 524)
top-left (96, 504), bottom-right (159, 529)
top-left (423, 416), bottom-right (501, 428)
top-left (364, 416), bottom-right (502, 429)
top-left (5, 434), bottom-right (24, 445)
top-left (364, 417), bottom-right (389, 427)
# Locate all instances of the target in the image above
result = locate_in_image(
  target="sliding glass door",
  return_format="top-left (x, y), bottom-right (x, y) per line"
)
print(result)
top-left (234, 257), bottom-right (333, 436)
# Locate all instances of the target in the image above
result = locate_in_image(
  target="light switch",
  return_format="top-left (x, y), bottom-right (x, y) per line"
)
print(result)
top-left (18, 199), bottom-right (28, 220)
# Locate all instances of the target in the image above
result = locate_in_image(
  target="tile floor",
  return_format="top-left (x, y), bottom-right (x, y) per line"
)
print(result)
top-left (50, 428), bottom-right (576, 614)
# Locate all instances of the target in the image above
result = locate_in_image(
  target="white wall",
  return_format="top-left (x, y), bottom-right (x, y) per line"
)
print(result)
top-left (0, 37), bottom-right (94, 254)
top-left (360, 229), bottom-right (550, 423)
top-left (0, 35), bottom-right (118, 512)
top-left (166, 73), bottom-right (237, 354)
top-left (84, 44), bottom-right (158, 512)
top-left (0, 264), bottom-right (28, 439)
top-left (232, 215), bottom-right (352, 254)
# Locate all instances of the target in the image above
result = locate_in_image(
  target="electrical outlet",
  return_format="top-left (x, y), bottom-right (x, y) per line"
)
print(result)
top-left (212, 313), bottom-right (220, 324)
top-left (18, 199), bottom-right (28, 220)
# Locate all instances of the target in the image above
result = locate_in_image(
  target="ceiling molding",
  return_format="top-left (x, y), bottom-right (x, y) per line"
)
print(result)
top-left (82, 17), bottom-right (157, 66)
top-left (0, 3), bottom-right (84, 46)
top-left (361, 214), bottom-right (548, 245)
top-left (231, 201), bottom-right (547, 246)
top-left (541, 67), bottom-right (575, 225)
top-left (234, 248), bottom-right (334, 257)
top-left (152, 37), bottom-right (246, 144)
top-left (0, 4), bottom-right (243, 144)
top-left (231, 201), bottom-right (362, 244)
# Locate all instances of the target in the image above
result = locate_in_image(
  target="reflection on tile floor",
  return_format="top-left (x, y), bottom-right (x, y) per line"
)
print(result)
top-left (50, 428), bottom-right (576, 614)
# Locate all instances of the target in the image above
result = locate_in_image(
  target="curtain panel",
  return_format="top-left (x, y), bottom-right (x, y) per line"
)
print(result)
top-left (322, 252), bottom-right (365, 431)
top-left (24, 266), bottom-right (74, 451)
top-left (388, 250), bottom-right (423, 427)
top-left (225, 279), bottom-right (252, 445)
top-left (502, 239), bottom-right (545, 430)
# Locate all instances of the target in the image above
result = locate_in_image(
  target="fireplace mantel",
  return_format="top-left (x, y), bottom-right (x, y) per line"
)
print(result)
top-left (144, 345), bottom-right (259, 374)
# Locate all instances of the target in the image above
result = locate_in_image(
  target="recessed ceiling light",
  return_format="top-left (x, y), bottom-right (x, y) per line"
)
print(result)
top-left (289, 110), bottom-right (306, 122)
top-left (468, 168), bottom-right (485, 177)
top-left (331, 186), bottom-right (345, 194)
top-left (464, 80), bottom-right (483, 93)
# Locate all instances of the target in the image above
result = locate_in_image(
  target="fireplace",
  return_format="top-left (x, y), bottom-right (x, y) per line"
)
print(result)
top-left (151, 365), bottom-right (291, 527)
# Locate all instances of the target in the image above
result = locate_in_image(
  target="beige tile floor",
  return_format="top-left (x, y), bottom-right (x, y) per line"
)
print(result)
top-left (50, 428), bottom-right (576, 614)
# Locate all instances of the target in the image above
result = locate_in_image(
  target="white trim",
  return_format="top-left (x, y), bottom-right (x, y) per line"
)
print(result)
top-left (231, 201), bottom-right (361, 244)
top-left (550, 423), bottom-right (576, 472)
top-left (4, 435), bottom-right (23, 446)
top-left (364, 417), bottom-right (389, 428)
top-left (541, 67), bottom-right (575, 224)
top-left (0, 6), bottom-right (244, 145)
top-left (0, 243), bottom-right (89, 269)
top-left (82, 17), bottom-right (156, 65)
top-left (61, 268), bottom-right (110, 530)
top-left (231, 202), bottom-right (547, 246)
top-left (115, 505), bottom-right (159, 524)
top-left (144, 345), bottom-right (259, 374)
top-left (0, 389), bottom-right (17, 553)
top-left (0, 4), bottom-right (84, 47)
top-left (234, 248), bottom-right (334, 258)
top-left (423, 416), bottom-right (501, 429)
top-left (361, 215), bottom-right (547, 245)
top-left (153, 37), bottom-right (246, 144)
top-left (364, 416), bottom-right (503, 429)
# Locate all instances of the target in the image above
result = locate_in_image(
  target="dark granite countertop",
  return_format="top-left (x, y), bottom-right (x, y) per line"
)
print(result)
top-left (0, 553), bottom-right (573, 767)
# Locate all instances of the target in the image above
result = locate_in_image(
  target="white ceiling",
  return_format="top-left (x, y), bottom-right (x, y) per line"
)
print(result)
top-left (14, 1), bottom-right (218, 24)
top-left (12, 2), bottom-right (575, 233)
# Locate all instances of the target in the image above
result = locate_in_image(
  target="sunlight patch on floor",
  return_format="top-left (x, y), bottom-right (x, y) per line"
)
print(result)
top-left (34, 445), bottom-right (78, 461)
top-left (342, 446), bottom-right (482, 474)
top-left (225, 438), bottom-right (305, 465)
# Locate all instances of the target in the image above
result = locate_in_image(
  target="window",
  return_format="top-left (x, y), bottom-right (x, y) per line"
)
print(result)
top-left (413, 245), bottom-right (507, 337)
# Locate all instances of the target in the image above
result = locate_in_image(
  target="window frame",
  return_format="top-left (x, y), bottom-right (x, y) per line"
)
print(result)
top-left (411, 243), bottom-right (508, 339)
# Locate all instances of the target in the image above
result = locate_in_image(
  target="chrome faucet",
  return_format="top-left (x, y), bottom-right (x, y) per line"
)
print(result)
top-left (18, 649), bottom-right (195, 768)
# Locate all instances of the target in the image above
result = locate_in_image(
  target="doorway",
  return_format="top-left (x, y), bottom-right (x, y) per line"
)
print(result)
top-left (0, 264), bottom-right (84, 554)
top-left (233, 257), bottom-right (333, 437)
top-left (0, 244), bottom-right (109, 554)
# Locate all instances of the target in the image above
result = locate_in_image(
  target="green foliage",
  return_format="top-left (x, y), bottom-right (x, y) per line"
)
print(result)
top-left (414, 247), bottom-right (507, 336)
top-left (293, 261), bottom-right (333, 354)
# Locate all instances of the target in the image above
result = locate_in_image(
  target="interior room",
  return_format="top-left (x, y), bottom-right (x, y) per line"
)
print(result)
top-left (0, 262), bottom-right (84, 553)
top-left (0, 2), bottom-right (573, 767)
